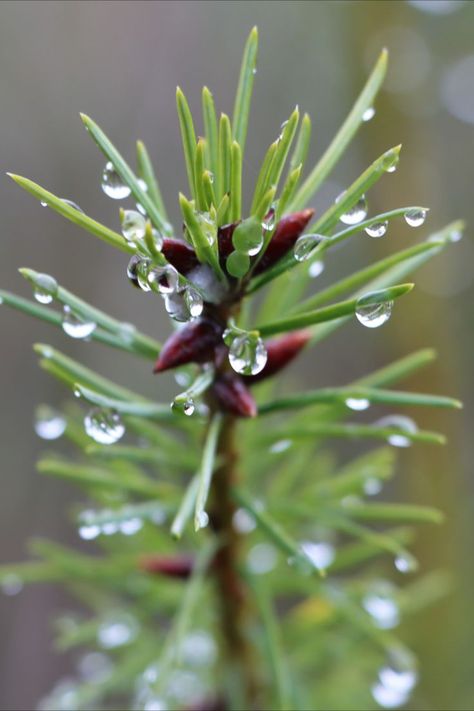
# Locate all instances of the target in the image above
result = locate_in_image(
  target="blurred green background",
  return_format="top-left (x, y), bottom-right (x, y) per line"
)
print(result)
top-left (0, 1), bottom-right (472, 709)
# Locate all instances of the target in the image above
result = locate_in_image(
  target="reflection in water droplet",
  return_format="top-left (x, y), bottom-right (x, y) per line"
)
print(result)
top-left (404, 209), bottom-right (427, 227)
top-left (355, 294), bottom-right (393, 328)
top-left (101, 162), bottom-right (131, 199)
top-left (121, 209), bottom-right (146, 244)
top-left (97, 612), bottom-right (138, 649)
top-left (294, 234), bottom-right (326, 262)
top-left (376, 415), bottom-right (418, 448)
top-left (34, 405), bottom-right (66, 440)
top-left (345, 397), bottom-right (370, 411)
top-left (365, 221), bottom-right (388, 238)
top-left (308, 260), bottom-right (325, 278)
top-left (148, 264), bottom-right (179, 295)
top-left (300, 541), bottom-right (335, 571)
top-left (247, 543), bottom-right (277, 575)
top-left (84, 408), bottom-right (125, 445)
top-left (270, 439), bottom-right (292, 454)
top-left (1, 574), bottom-right (23, 596)
top-left (337, 193), bottom-right (368, 225)
top-left (62, 305), bottom-right (97, 339)
top-left (362, 106), bottom-right (376, 122)
top-left (33, 274), bottom-right (58, 304)
top-left (228, 334), bottom-right (267, 375)
top-left (363, 581), bottom-right (400, 629)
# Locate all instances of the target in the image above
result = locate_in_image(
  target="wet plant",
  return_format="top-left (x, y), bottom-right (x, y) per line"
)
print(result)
top-left (0, 27), bottom-right (463, 711)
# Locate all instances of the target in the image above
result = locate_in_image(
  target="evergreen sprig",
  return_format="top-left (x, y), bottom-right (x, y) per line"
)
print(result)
top-left (1, 27), bottom-right (462, 711)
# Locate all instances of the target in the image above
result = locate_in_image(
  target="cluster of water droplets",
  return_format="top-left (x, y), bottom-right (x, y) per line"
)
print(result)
top-left (78, 504), bottom-right (165, 541)
top-left (355, 292), bottom-right (394, 329)
top-left (97, 611), bottom-right (139, 649)
top-left (62, 305), bottom-right (97, 339)
top-left (34, 404), bottom-right (67, 440)
top-left (83, 407), bottom-right (125, 445)
top-left (224, 328), bottom-right (268, 376)
top-left (371, 649), bottom-right (418, 709)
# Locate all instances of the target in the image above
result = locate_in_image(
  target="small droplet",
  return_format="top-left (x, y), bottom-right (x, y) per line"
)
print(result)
top-left (152, 228), bottom-right (164, 251)
top-left (40, 201), bottom-right (48, 207)
top-left (372, 649), bottom-right (418, 708)
top-left (32, 273), bottom-right (58, 304)
top-left (183, 286), bottom-right (204, 318)
top-left (121, 209), bottom-right (146, 244)
top-left (376, 415), bottom-right (418, 448)
top-left (270, 439), bottom-right (292, 454)
top-left (404, 209), bottom-right (427, 227)
top-left (365, 221), bottom-right (388, 238)
top-left (345, 397), bottom-right (370, 411)
top-left (196, 510), bottom-right (209, 530)
top-left (180, 630), bottom-right (217, 667)
top-left (148, 264), bottom-right (179, 294)
top-left (394, 552), bottom-right (418, 574)
top-left (79, 524), bottom-right (101, 540)
top-left (84, 408), bottom-right (125, 445)
top-left (34, 405), bottom-right (66, 440)
top-left (362, 106), bottom-right (376, 122)
top-left (61, 198), bottom-right (84, 214)
top-left (355, 293), bottom-right (393, 329)
top-left (77, 651), bottom-right (113, 683)
top-left (101, 162), bottom-right (131, 199)
top-left (294, 233), bottom-right (326, 262)
top-left (386, 163), bottom-right (397, 173)
top-left (262, 212), bottom-right (276, 233)
top-left (119, 518), bottom-right (143, 536)
top-left (233, 508), bottom-right (256, 533)
top-left (62, 305), bottom-right (97, 339)
top-left (337, 193), bottom-right (368, 225)
top-left (207, 172), bottom-right (214, 184)
top-left (137, 178), bottom-right (148, 192)
top-left (118, 322), bottom-right (137, 344)
top-left (97, 612), bottom-right (138, 649)
top-left (308, 260), bottom-right (325, 278)
top-left (252, 67), bottom-right (257, 75)
top-left (300, 540), bottom-right (335, 571)
top-left (1, 574), bottom-right (23, 596)
top-left (197, 211), bottom-right (216, 245)
top-left (363, 581), bottom-right (400, 629)
top-left (228, 334), bottom-right (268, 376)
top-left (247, 543), bottom-right (277, 574)
top-left (172, 398), bottom-right (195, 416)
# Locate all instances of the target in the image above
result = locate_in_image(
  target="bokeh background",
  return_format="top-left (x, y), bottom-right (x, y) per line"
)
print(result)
top-left (0, 1), bottom-right (472, 709)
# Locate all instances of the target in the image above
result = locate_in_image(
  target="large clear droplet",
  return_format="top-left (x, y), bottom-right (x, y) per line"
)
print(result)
top-left (148, 264), bottom-right (179, 294)
top-left (376, 415), bottom-right (418, 448)
top-left (293, 233), bottom-right (326, 262)
top-left (136, 258), bottom-right (152, 292)
top-left (33, 274), bottom-right (58, 304)
top-left (404, 209), bottom-right (427, 227)
top-left (228, 334), bottom-right (267, 376)
top-left (121, 209), bottom-right (146, 244)
top-left (262, 211), bottom-right (276, 233)
top-left (362, 106), bottom-right (376, 122)
top-left (62, 305), bottom-right (97, 339)
top-left (338, 193), bottom-right (368, 225)
top-left (345, 397), bottom-right (370, 411)
top-left (84, 408), bottom-right (125, 445)
top-left (119, 518), bottom-right (143, 536)
top-left (61, 198), bottom-right (85, 214)
top-left (355, 293), bottom-right (393, 328)
top-left (34, 405), bottom-right (66, 440)
top-left (97, 612), bottom-right (138, 649)
top-left (101, 162), bottom-right (131, 200)
top-left (363, 581), bottom-right (400, 629)
top-left (365, 221), bottom-right (388, 238)
top-left (386, 163), bottom-right (397, 173)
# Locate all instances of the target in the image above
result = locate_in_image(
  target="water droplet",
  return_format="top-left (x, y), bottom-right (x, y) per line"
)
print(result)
top-left (34, 405), bottom-right (66, 440)
top-left (394, 552), bottom-right (418, 573)
top-left (78, 524), bottom-right (101, 540)
top-left (62, 305), bottom-right (97, 339)
top-left (148, 264), bottom-right (179, 294)
top-left (118, 322), bottom-right (137, 344)
top-left (119, 517), bottom-right (143, 535)
top-left (175, 370), bottom-right (192, 388)
top-left (355, 293), bottom-right (393, 328)
top-left (376, 415), bottom-right (418, 448)
top-left (121, 209), bottom-right (146, 244)
top-left (448, 228), bottom-right (463, 243)
top-left (77, 651), bottom-right (113, 683)
top-left (180, 630), bottom-right (217, 667)
top-left (183, 286), bottom-right (204, 318)
top-left (97, 612), bottom-right (138, 649)
top-left (102, 521), bottom-right (119, 536)
top-left (386, 163), bottom-right (397, 173)
top-left (233, 508), bottom-right (256, 533)
top-left (262, 212), bottom-right (276, 233)
top-left (363, 581), bottom-right (400, 629)
top-left (404, 209), bottom-right (427, 227)
top-left (61, 198), bottom-right (84, 214)
top-left (196, 510), bottom-right (209, 530)
top-left (1, 574), bottom-right (23, 596)
top-left (101, 162), bottom-right (131, 199)
top-left (270, 439), bottom-right (293, 454)
top-left (345, 397), bottom-right (370, 411)
top-left (308, 260), bottom-right (325, 278)
top-left (40, 201), bottom-right (48, 207)
top-left (337, 193), bottom-right (368, 225)
top-left (172, 398), bottom-right (195, 416)
top-left (300, 541), bottom-right (335, 571)
top-left (364, 477), bottom-right (383, 496)
top-left (152, 228), bottom-right (164, 251)
top-left (32, 273), bottom-right (58, 304)
top-left (362, 106), bottom-right (376, 122)
top-left (84, 408), bottom-right (125, 445)
top-left (198, 211), bottom-right (216, 245)
top-left (164, 288), bottom-right (201, 323)
top-left (247, 543), bottom-right (277, 574)
top-left (207, 172), bottom-right (215, 184)
top-left (372, 649), bottom-right (418, 708)
top-left (365, 221), bottom-right (388, 238)
top-left (137, 178), bottom-right (148, 192)
top-left (294, 233), bottom-right (326, 262)
top-left (252, 67), bottom-right (257, 75)
top-left (228, 334), bottom-right (268, 376)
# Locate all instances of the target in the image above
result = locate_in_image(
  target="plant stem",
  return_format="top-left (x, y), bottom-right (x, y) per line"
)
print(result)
top-left (209, 415), bottom-right (260, 708)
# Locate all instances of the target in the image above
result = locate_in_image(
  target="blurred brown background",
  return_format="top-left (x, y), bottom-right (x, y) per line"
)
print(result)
top-left (0, 1), bottom-right (472, 709)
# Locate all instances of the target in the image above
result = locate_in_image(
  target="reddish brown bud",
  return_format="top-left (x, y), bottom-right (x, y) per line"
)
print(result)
top-left (162, 237), bottom-right (199, 275)
top-left (250, 330), bottom-right (311, 383)
top-left (217, 222), bottom-right (239, 260)
top-left (154, 319), bottom-right (223, 373)
top-left (139, 554), bottom-right (194, 579)
top-left (212, 373), bottom-right (257, 418)
top-left (254, 208), bottom-right (315, 274)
